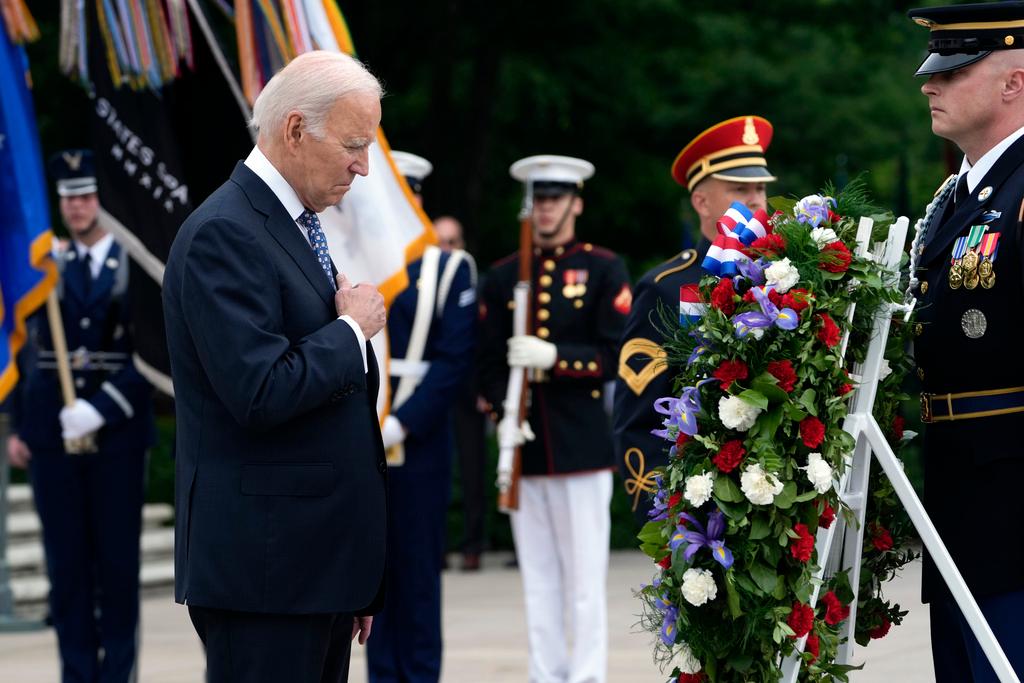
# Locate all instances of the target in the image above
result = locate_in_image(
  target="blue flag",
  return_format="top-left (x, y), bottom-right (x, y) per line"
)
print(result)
top-left (0, 29), bottom-right (55, 401)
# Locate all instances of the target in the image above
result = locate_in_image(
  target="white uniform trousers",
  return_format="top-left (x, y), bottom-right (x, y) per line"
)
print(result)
top-left (510, 469), bottom-right (612, 683)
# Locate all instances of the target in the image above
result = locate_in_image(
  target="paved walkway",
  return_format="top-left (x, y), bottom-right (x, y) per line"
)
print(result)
top-left (0, 551), bottom-right (934, 681)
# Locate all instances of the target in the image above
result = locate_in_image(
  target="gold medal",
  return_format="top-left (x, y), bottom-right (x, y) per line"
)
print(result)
top-left (979, 259), bottom-right (994, 279)
top-left (981, 273), bottom-right (996, 289)
top-left (965, 271), bottom-right (980, 290)
top-left (563, 285), bottom-right (575, 299)
top-left (962, 250), bottom-right (980, 272)
top-left (577, 284), bottom-right (587, 297)
top-left (949, 263), bottom-right (964, 289)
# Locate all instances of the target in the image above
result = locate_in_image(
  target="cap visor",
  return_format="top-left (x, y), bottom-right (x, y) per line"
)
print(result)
top-left (709, 166), bottom-right (776, 183)
top-left (914, 51), bottom-right (990, 76)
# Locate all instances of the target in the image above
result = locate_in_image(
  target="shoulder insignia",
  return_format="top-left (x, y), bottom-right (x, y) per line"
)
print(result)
top-left (654, 249), bottom-right (698, 283)
top-left (934, 173), bottom-right (957, 199)
top-left (623, 448), bottom-right (658, 512)
top-left (618, 337), bottom-right (667, 396)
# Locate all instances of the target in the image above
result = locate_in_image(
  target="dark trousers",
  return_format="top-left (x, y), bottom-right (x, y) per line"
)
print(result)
top-left (930, 589), bottom-right (1024, 683)
top-left (452, 386), bottom-right (486, 556)
top-left (189, 606), bottom-right (354, 683)
top-left (366, 464), bottom-right (449, 683)
top-left (30, 447), bottom-right (146, 683)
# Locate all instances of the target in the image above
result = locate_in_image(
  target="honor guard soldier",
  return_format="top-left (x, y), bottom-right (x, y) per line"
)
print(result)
top-left (5, 150), bottom-right (154, 682)
top-left (613, 117), bottom-right (776, 520)
top-left (367, 151), bottom-right (477, 683)
top-left (908, 4), bottom-right (1024, 680)
top-left (479, 155), bottom-right (632, 683)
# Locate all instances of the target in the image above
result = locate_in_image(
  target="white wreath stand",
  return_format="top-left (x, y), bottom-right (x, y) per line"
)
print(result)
top-left (780, 216), bottom-right (1019, 683)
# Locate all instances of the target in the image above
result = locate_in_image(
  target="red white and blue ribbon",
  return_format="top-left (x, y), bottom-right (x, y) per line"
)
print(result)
top-left (702, 202), bottom-right (772, 277)
top-left (679, 283), bottom-right (707, 326)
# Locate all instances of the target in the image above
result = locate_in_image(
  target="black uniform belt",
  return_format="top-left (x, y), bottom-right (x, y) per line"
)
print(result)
top-left (37, 350), bottom-right (128, 372)
top-left (920, 386), bottom-right (1024, 423)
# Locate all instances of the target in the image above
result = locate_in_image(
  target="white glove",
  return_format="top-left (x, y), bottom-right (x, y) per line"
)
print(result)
top-left (59, 399), bottom-right (105, 440)
top-left (507, 335), bottom-right (557, 370)
top-left (381, 415), bottom-right (406, 449)
top-left (498, 415), bottom-right (535, 447)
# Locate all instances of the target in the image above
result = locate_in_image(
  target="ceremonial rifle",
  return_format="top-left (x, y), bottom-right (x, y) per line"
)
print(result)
top-left (496, 182), bottom-right (534, 513)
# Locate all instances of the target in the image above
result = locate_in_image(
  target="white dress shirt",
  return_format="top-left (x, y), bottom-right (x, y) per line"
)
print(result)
top-left (243, 146), bottom-right (368, 372)
top-left (74, 233), bottom-right (115, 279)
top-left (958, 124), bottom-right (1024, 194)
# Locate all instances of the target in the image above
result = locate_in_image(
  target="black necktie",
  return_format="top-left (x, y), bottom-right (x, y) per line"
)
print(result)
top-left (81, 251), bottom-right (92, 298)
top-left (954, 173), bottom-right (969, 205)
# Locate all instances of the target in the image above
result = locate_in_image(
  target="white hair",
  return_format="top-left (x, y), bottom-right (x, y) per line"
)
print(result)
top-left (250, 51), bottom-right (383, 140)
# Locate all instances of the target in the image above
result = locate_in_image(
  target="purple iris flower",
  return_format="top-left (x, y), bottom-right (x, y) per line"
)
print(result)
top-left (676, 509), bottom-right (734, 569)
top-left (652, 386), bottom-right (702, 441)
top-left (661, 605), bottom-right (679, 646)
top-left (733, 286), bottom-right (799, 338)
top-left (794, 195), bottom-right (836, 228)
top-left (736, 257), bottom-right (767, 286)
top-left (648, 476), bottom-right (670, 521)
top-left (687, 331), bottom-right (714, 367)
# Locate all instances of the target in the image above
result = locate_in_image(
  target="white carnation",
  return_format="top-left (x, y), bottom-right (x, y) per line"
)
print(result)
top-left (683, 471), bottom-right (715, 507)
top-left (718, 395), bottom-right (762, 432)
top-left (802, 452), bottom-right (834, 494)
top-left (740, 463), bottom-right (784, 505)
top-left (672, 642), bottom-right (701, 674)
top-left (878, 359), bottom-right (892, 381)
top-left (810, 227), bottom-right (839, 249)
top-left (681, 568), bottom-right (718, 606)
top-left (764, 257), bottom-right (800, 293)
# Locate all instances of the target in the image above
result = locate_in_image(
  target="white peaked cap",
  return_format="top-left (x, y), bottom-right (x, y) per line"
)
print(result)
top-left (509, 155), bottom-right (595, 185)
top-left (390, 151), bottom-right (433, 181)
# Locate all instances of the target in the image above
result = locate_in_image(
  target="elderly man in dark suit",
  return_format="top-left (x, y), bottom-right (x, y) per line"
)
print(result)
top-left (162, 51), bottom-right (389, 683)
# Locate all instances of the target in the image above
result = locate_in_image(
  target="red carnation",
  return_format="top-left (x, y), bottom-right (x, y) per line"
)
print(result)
top-left (713, 359), bottom-right (749, 391)
top-left (837, 381), bottom-right (853, 396)
top-left (668, 492), bottom-right (682, 509)
top-left (816, 313), bottom-right (841, 348)
top-left (713, 440), bottom-right (746, 473)
top-left (805, 633), bottom-right (821, 662)
top-left (710, 278), bottom-right (737, 316)
top-left (821, 591), bottom-right (850, 625)
top-left (870, 523), bottom-right (894, 552)
top-left (819, 241), bottom-right (852, 274)
top-left (869, 616), bottom-right (892, 640)
top-left (800, 416), bottom-right (825, 448)
top-left (787, 602), bottom-right (815, 638)
top-left (678, 674), bottom-right (706, 683)
top-left (675, 431), bottom-right (691, 451)
top-left (827, 209), bottom-right (843, 224)
top-left (781, 288), bottom-right (812, 312)
top-left (742, 289), bottom-right (757, 303)
top-left (767, 288), bottom-right (784, 308)
top-left (751, 233), bottom-right (787, 258)
top-left (790, 523), bottom-right (815, 563)
top-left (819, 503), bottom-right (836, 529)
top-left (658, 554), bottom-right (672, 570)
top-left (892, 415), bottom-right (905, 442)
top-left (766, 359), bottom-right (797, 392)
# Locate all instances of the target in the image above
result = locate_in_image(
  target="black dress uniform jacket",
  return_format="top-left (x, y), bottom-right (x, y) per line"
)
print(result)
top-left (163, 162), bottom-right (387, 615)
top-left (913, 134), bottom-right (1024, 601)
top-left (479, 239), bottom-right (631, 475)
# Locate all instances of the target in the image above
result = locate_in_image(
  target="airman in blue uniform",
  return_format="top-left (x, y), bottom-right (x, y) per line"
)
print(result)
top-left (5, 149), bottom-right (154, 682)
top-left (366, 151), bottom-right (477, 683)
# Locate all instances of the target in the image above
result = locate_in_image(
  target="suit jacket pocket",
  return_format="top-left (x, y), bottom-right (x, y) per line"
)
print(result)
top-left (240, 463), bottom-right (334, 497)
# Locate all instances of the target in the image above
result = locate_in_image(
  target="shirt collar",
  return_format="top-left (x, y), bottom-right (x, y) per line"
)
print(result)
top-left (960, 124), bottom-right (1024, 194)
top-left (74, 232), bottom-right (114, 265)
top-left (244, 145), bottom-right (307, 222)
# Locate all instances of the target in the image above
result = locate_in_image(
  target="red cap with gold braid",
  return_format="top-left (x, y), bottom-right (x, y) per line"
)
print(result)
top-left (671, 115), bottom-right (776, 192)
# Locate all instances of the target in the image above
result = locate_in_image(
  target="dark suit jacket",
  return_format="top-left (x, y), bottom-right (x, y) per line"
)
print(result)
top-left (913, 135), bottom-right (1024, 602)
top-left (163, 162), bottom-right (388, 615)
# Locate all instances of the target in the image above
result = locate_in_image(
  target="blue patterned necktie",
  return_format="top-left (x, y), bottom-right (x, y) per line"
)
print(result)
top-left (297, 210), bottom-right (335, 288)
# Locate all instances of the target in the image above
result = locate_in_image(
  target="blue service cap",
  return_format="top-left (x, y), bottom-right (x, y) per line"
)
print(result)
top-left (47, 149), bottom-right (97, 197)
top-left (909, 1), bottom-right (1024, 75)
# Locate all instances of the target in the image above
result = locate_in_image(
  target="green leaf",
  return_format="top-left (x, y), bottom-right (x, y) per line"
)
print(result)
top-left (784, 403), bottom-right (808, 421)
top-left (749, 561), bottom-right (779, 594)
top-left (716, 498), bottom-right (751, 521)
top-left (714, 474), bottom-right (745, 503)
top-left (749, 515), bottom-right (771, 540)
top-left (769, 195), bottom-right (796, 216)
top-left (751, 373), bottom-right (789, 405)
top-left (774, 481), bottom-right (797, 509)
top-left (726, 653), bottom-right (753, 672)
top-left (755, 406), bottom-right (785, 440)
top-left (791, 575), bottom-right (812, 604)
top-left (724, 571), bottom-right (744, 619)
top-left (832, 569), bottom-right (856, 604)
top-left (738, 389), bottom-right (769, 410)
top-left (794, 489), bottom-right (820, 503)
top-left (798, 389), bottom-right (818, 416)
top-left (637, 520), bottom-right (665, 546)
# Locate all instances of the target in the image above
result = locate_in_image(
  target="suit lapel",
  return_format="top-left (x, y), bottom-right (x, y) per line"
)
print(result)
top-left (229, 163), bottom-right (336, 308)
top-left (61, 251), bottom-right (88, 306)
top-left (87, 242), bottom-right (119, 306)
top-left (922, 135), bottom-right (1024, 266)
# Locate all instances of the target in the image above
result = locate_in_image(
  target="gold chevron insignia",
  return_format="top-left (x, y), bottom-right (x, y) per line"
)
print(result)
top-left (618, 338), bottom-right (667, 396)
top-left (63, 151), bottom-right (83, 170)
top-left (623, 448), bottom-right (658, 511)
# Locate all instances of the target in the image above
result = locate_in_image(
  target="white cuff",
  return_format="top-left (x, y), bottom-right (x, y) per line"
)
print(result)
top-left (339, 315), bottom-right (368, 373)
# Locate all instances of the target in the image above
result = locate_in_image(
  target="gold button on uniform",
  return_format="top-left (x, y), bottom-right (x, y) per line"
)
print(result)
top-left (917, 367), bottom-right (925, 380)
top-left (538, 292), bottom-right (551, 304)
top-left (573, 300), bottom-right (584, 309)
top-left (540, 275), bottom-right (552, 287)
top-left (558, 360), bottom-right (568, 370)
top-left (544, 260), bottom-right (556, 272)
top-left (914, 322), bottom-right (924, 337)
top-left (537, 327), bottom-right (550, 339)
top-left (573, 361), bottom-right (583, 370)
top-left (555, 246), bottom-right (565, 256)
top-left (507, 300), bottom-right (516, 310)
top-left (587, 361), bottom-right (598, 371)
top-left (591, 389), bottom-right (601, 399)
top-left (537, 309), bottom-right (550, 321)
top-left (584, 243), bottom-right (593, 252)
top-left (920, 281), bottom-right (929, 294)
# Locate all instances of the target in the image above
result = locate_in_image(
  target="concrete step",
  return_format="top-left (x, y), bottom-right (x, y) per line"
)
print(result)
top-left (10, 558), bottom-right (175, 604)
top-left (5, 503), bottom-right (173, 540)
top-left (5, 484), bottom-right (33, 515)
top-left (5, 527), bottom-right (174, 574)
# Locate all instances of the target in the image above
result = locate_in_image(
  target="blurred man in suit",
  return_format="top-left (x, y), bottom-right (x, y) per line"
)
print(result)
top-left (163, 51), bottom-right (389, 683)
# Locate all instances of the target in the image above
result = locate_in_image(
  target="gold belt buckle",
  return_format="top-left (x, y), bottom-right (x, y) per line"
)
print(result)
top-left (920, 392), bottom-right (933, 423)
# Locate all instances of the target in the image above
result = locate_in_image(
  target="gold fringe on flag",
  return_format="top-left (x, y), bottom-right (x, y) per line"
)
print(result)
top-left (0, 0), bottom-right (40, 44)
